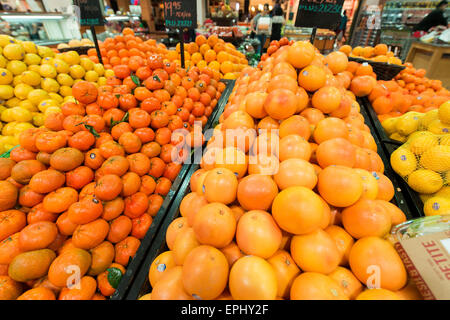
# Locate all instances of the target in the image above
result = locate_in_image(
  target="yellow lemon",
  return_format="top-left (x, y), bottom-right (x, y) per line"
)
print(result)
top-left (0, 35), bottom-right (16, 47)
top-left (435, 186), bottom-right (450, 198)
top-left (408, 132), bottom-right (439, 155)
top-left (21, 70), bottom-right (41, 86)
top-left (395, 114), bottom-right (421, 136)
top-left (48, 92), bottom-right (64, 104)
top-left (420, 193), bottom-right (433, 204)
top-left (12, 75), bottom-right (22, 87)
top-left (1, 109), bottom-right (14, 122)
top-left (208, 61), bottom-right (220, 71)
top-left (3, 43), bottom-right (25, 60)
top-left (420, 145), bottom-right (450, 172)
top-left (63, 96), bottom-right (76, 103)
top-left (0, 68), bottom-right (13, 85)
top-left (41, 77), bottom-right (60, 93)
top-left (0, 55), bottom-right (7, 68)
top-left (6, 60), bottom-right (27, 75)
top-left (5, 97), bottom-right (20, 108)
top-left (32, 112), bottom-right (45, 127)
top-left (10, 107), bottom-right (32, 122)
top-left (407, 169), bottom-right (443, 194)
top-left (37, 99), bottom-right (59, 113)
top-left (438, 100), bottom-right (450, 125)
top-left (44, 106), bottom-right (61, 116)
top-left (59, 85), bottom-right (72, 97)
top-left (0, 105), bottom-right (5, 113)
top-left (37, 46), bottom-right (55, 58)
top-left (21, 41), bottom-right (38, 54)
top-left (427, 119), bottom-right (450, 135)
top-left (27, 64), bottom-right (41, 73)
top-left (62, 51), bottom-right (80, 65)
top-left (97, 76), bottom-right (107, 86)
top-left (389, 132), bottom-right (407, 143)
top-left (14, 83), bottom-right (33, 100)
top-left (80, 57), bottom-right (94, 71)
top-left (424, 196), bottom-right (450, 216)
top-left (56, 73), bottom-right (74, 86)
top-left (18, 100), bottom-right (37, 112)
top-left (104, 69), bottom-right (115, 78)
top-left (439, 135), bottom-right (450, 146)
top-left (84, 70), bottom-right (99, 82)
top-left (27, 89), bottom-right (50, 106)
top-left (40, 56), bottom-right (54, 65)
top-left (419, 109), bottom-right (439, 129)
top-left (12, 122), bottom-right (34, 135)
top-left (0, 85), bottom-right (14, 100)
top-left (223, 72), bottom-right (237, 80)
top-left (197, 60), bottom-right (207, 71)
top-left (390, 147), bottom-right (417, 177)
top-left (93, 63), bottom-right (105, 76)
top-left (69, 64), bottom-right (85, 79)
top-left (39, 64), bottom-right (57, 78)
top-left (52, 58), bottom-right (70, 74)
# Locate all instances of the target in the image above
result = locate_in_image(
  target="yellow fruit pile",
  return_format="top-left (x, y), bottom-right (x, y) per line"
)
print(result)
top-left (0, 34), bottom-right (114, 154)
top-left (57, 38), bottom-right (95, 50)
top-left (165, 34), bottom-right (248, 80)
top-left (390, 100), bottom-right (450, 216)
top-left (339, 43), bottom-right (402, 65)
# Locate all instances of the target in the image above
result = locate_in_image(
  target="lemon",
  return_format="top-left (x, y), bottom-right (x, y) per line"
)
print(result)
top-left (21, 41), bottom-right (38, 54)
top-left (52, 58), bottom-right (69, 74)
top-left (44, 106), bottom-right (61, 116)
top-left (0, 105), bottom-right (5, 113)
top-left (0, 85), bottom-right (14, 100)
top-left (390, 148), bottom-right (417, 177)
top-left (3, 43), bottom-right (25, 60)
top-left (0, 35), bottom-right (16, 47)
top-left (395, 114), bottom-right (421, 136)
top-left (84, 70), bottom-right (99, 82)
top-left (427, 119), bottom-right (450, 135)
top-left (56, 73), bottom-right (74, 87)
top-left (14, 83), bottom-right (33, 99)
top-left (424, 196), bottom-right (450, 216)
top-left (0, 68), bottom-right (13, 85)
top-left (37, 46), bottom-right (55, 58)
top-left (18, 100), bottom-right (37, 112)
top-left (104, 69), bottom-right (115, 78)
top-left (37, 99), bottom-right (59, 113)
top-left (381, 117), bottom-right (398, 135)
top-left (93, 63), bottom-right (105, 76)
top-left (27, 89), bottom-right (50, 106)
top-left (80, 57), bottom-right (94, 71)
top-left (1, 122), bottom-right (17, 135)
top-left (62, 51), bottom-right (80, 66)
top-left (63, 96), bottom-right (76, 103)
top-left (12, 122), bottom-right (34, 135)
top-left (5, 97), bottom-right (20, 108)
top-left (39, 64), bottom-right (57, 78)
top-left (21, 70), bottom-right (41, 86)
top-left (419, 193), bottom-right (433, 204)
top-left (69, 65), bottom-right (85, 79)
top-left (419, 109), bottom-right (439, 129)
top-left (407, 169), bottom-right (443, 194)
top-left (408, 132), bottom-right (439, 155)
top-left (59, 85), bottom-right (72, 97)
top-left (435, 186), bottom-right (450, 198)
top-left (420, 145), bottom-right (450, 172)
top-left (389, 132), bottom-right (407, 143)
top-left (97, 76), bottom-right (107, 86)
top-left (32, 113), bottom-right (45, 127)
top-left (40, 56), bottom-right (54, 65)
top-left (41, 78), bottom-right (60, 93)
top-left (438, 100), bottom-right (450, 125)
top-left (0, 55), bottom-right (7, 68)
top-left (48, 92), bottom-right (64, 104)
top-left (440, 135), bottom-right (450, 146)
top-left (7, 60), bottom-right (27, 76)
top-left (27, 64), bottom-right (41, 73)
top-left (1, 109), bottom-right (14, 122)
top-left (10, 107), bottom-right (32, 122)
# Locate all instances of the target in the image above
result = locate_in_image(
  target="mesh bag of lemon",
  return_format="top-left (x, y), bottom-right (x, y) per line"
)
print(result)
top-left (0, 34), bottom-right (114, 154)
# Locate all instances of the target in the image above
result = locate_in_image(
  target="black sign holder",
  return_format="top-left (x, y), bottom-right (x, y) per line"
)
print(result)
top-left (90, 25), bottom-right (103, 65)
top-left (178, 29), bottom-right (186, 69)
top-left (310, 27), bottom-right (317, 44)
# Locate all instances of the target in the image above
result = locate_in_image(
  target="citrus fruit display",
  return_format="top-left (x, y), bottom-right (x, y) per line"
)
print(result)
top-left (0, 34), bottom-right (113, 154)
top-left (0, 60), bottom-right (224, 300)
top-left (165, 34), bottom-right (249, 80)
top-left (140, 41), bottom-right (419, 300)
top-left (339, 43), bottom-right (403, 65)
top-left (56, 38), bottom-right (95, 50)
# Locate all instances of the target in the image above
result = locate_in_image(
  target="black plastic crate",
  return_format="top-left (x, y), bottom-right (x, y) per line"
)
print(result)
top-left (348, 56), bottom-right (405, 80)
top-left (111, 79), bottom-right (236, 299)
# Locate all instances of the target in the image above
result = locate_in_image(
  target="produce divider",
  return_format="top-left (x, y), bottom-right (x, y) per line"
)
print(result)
top-left (111, 79), bottom-right (236, 300)
top-left (358, 98), bottom-right (424, 219)
top-left (123, 80), bottom-right (236, 300)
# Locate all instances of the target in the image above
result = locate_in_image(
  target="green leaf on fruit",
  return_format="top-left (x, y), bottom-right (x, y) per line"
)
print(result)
top-left (131, 74), bottom-right (140, 86)
top-left (107, 267), bottom-right (123, 289)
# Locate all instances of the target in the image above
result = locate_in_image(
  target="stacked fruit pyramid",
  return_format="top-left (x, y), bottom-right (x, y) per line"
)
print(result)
top-left (389, 100), bottom-right (450, 216)
top-left (0, 38), bottom-right (225, 300)
top-left (0, 34), bottom-right (113, 154)
top-left (139, 41), bottom-right (422, 300)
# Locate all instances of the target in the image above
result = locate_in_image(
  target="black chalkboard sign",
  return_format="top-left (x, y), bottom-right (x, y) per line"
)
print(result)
top-left (164, 0), bottom-right (197, 29)
top-left (73, 0), bottom-right (104, 26)
top-left (295, 0), bottom-right (344, 30)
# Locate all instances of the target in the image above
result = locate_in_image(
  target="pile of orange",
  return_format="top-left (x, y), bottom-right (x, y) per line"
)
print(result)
top-left (139, 41), bottom-right (421, 300)
top-left (260, 36), bottom-right (294, 62)
top-left (339, 43), bottom-right (402, 65)
top-left (0, 59), bottom-right (225, 300)
top-left (165, 34), bottom-right (248, 80)
top-left (86, 28), bottom-right (168, 71)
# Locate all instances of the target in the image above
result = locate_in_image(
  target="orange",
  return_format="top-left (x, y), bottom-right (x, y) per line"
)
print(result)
top-left (149, 251), bottom-right (176, 287)
top-left (274, 158), bottom-right (317, 190)
top-left (267, 250), bottom-right (301, 299)
top-left (298, 65), bottom-right (326, 92)
top-left (202, 168), bottom-right (238, 204)
top-left (279, 115), bottom-right (310, 140)
top-left (313, 117), bottom-right (349, 144)
top-left (376, 200), bottom-right (406, 226)
top-left (311, 86), bottom-right (342, 114)
top-left (328, 266), bottom-right (363, 299)
top-left (263, 88), bottom-right (298, 120)
top-left (245, 91), bottom-right (268, 119)
top-left (325, 51), bottom-right (348, 74)
top-left (214, 146), bottom-right (248, 179)
top-left (287, 41), bottom-right (315, 69)
top-left (151, 266), bottom-right (192, 300)
top-left (290, 272), bottom-right (349, 300)
top-left (236, 174), bottom-right (278, 211)
top-left (356, 288), bottom-right (401, 300)
top-left (372, 172), bottom-right (394, 201)
top-left (353, 168), bottom-right (379, 200)
top-left (324, 225), bottom-right (354, 266)
top-left (316, 137), bottom-right (356, 168)
top-left (272, 186), bottom-right (324, 235)
top-left (278, 134), bottom-right (311, 162)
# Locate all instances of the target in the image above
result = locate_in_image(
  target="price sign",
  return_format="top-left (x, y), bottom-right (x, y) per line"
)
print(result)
top-left (73, 0), bottom-right (104, 26)
top-left (295, 0), bottom-right (344, 29)
top-left (164, 0), bottom-right (197, 29)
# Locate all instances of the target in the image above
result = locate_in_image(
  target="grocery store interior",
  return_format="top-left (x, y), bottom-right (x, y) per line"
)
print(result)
top-left (0, 0), bottom-right (448, 302)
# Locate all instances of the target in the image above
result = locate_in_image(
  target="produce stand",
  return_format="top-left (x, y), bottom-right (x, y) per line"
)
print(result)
top-left (358, 97), bottom-right (425, 218)
top-left (110, 79), bottom-right (236, 300)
